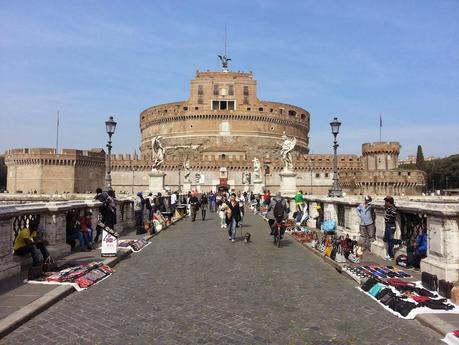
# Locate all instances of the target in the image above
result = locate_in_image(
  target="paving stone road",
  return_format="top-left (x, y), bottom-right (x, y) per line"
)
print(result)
top-left (1, 210), bottom-right (442, 345)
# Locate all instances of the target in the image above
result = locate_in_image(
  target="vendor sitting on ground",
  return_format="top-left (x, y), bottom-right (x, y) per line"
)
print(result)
top-left (407, 226), bottom-right (427, 270)
top-left (13, 220), bottom-right (49, 266)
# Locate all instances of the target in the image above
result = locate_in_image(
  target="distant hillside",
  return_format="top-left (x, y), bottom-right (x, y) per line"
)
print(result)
top-left (399, 154), bottom-right (459, 190)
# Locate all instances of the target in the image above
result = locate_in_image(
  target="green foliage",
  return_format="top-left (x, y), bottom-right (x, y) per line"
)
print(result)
top-left (424, 155), bottom-right (459, 190)
top-left (416, 145), bottom-right (425, 170)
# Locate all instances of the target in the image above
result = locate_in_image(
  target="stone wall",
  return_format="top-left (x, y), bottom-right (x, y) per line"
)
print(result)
top-left (4, 148), bottom-right (105, 194)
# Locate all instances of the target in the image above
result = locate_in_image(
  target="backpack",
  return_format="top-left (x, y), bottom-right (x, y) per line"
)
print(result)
top-left (273, 199), bottom-right (285, 219)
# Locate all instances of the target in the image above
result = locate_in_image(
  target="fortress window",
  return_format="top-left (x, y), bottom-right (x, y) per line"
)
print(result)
top-left (288, 110), bottom-right (296, 117)
top-left (228, 101), bottom-right (235, 110)
top-left (258, 107), bottom-right (263, 112)
top-left (315, 173), bottom-right (320, 178)
top-left (220, 101), bottom-right (227, 110)
top-left (183, 106), bottom-right (188, 111)
top-left (270, 108), bottom-right (273, 113)
top-left (212, 101), bottom-right (219, 110)
top-left (243, 96), bottom-right (249, 105)
top-left (221, 154), bottom-right (226, 160)
top-left (279, 108), bottom-right (283, 114)
top-left (213, 84), bottom-right (219, 96)
top-left (301, 114), bottom-right (306, 120)
top-left (195, 106), bottom-right (199, 110)
top-left (325, 173), bottom-right (329, 178)
top-left (197, 85), bottom-right (204, 96)
top-left (243, 86), bottom-right (249, 96)
top-left (228, 85), bottom-right (234, 96)
top-left (247, 107), bottom-right (251, 111)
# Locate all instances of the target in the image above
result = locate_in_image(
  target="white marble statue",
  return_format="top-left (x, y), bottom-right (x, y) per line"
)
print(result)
top-left (252, 157), bottom-right (261, 179)
top-left (279, 132), bottom-right (296, 171)
top-left (151, 136), bottom-right (165, 171)
top-left (183, 160), bottom-right (191, 182)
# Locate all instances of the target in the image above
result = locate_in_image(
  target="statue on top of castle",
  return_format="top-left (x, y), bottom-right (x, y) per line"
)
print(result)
top-left (151, 136), bottom-right (165, 171)
top-left (252, 157), bottom-right (261, 179)
top-left (279, 132), bottom-right (296, 172)
top-left (183, 160), bottom-right (191, 182)
top-left (218, 54), bottom-right (231, 71)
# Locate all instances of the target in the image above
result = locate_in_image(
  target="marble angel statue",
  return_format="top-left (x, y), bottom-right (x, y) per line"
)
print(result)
top-left (151, 136), bottom-right (165, 170)
top-left (252, 157), bottom-right (261, 179)
top-left (279, 132), bottom-right (296, 171)
top-left (183, 160), bottom-right (191, 182)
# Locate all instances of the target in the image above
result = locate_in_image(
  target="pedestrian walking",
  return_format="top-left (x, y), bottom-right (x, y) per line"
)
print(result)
top-left (200, 193), bottom-right (208, 220)
top-left (134, 192), bottom-right (145, 234)
top-left (170, 191), bottom-right (177, 217)
top-left (189, 192), bottom-right (199, 222)
top-left (357, 195), bottom-right (376, 252)
top-left (225, 193), bottom-right (241, 242)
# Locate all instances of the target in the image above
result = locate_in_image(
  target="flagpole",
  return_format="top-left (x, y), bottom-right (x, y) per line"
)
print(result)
top-left (379, 113), bottom-right (382, 142)
top-left (56, 111), bottom-right (60, 153)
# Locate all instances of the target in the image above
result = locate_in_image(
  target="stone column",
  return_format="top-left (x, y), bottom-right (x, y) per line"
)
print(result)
top-left (422, 215), bottom-right (459, 281)
top-left (252, 178), bottom-right (264, 195)
top-left (279, 170), bottom-right (297, 198)
top-left (43, 212), bottom-right (70, 258)
top-left (370, 207), bottom-right (387, 257)
top-left (0, 218), bottom-right (20, 280)
top-left (149, 170), bottom-right (166, 194)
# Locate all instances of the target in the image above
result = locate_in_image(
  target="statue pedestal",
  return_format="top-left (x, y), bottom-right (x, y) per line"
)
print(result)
top-left (182, 181), bottom-right (192, 193)
top-left (279, 170), bottom-right (297, 198)
top-left (149, 170), bottom-right (166, 194)
top-left (252, 178), bottom-right (264, 195)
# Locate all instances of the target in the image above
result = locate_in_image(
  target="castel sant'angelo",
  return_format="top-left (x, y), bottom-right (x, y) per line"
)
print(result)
top-left (5, 57), bottom-right (426, 195)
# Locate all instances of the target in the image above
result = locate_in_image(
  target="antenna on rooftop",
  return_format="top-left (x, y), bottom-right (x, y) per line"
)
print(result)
top-left (218, 24), bottom-right (231, 72)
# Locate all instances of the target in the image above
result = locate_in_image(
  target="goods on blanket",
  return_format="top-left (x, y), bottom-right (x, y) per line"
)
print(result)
top-left (119, 239), bottom-right (149, 251)
top-left (321, 219), bottom-right (336, 233)
top-left (396, 254), bottom-right (408, 267)
top-left (345, 265), bottom-right (411, 280)
top-left (360, 279), bottom-right (455, 317)
top-left (439, 279), bottom-right (454, 299)
top-left (421, 271), bottom-right (438, 292)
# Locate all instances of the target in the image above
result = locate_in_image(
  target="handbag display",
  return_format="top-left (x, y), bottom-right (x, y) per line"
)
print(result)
top-left (421, 272), bottom-right (438, 291)
top-left (43, 256), bottom-right (58, 272)
top-left (361, 277), bottom-right (380, 292)
top-left (369, 283), bottom-right (386, 298)
top-left (438, 280), bottom-right (454, 299)
top-left (335, 244), bottom-right (347, 263)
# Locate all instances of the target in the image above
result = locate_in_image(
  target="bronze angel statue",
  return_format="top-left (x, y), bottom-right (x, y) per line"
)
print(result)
top-left (218, 54), bottom-right (231, 70)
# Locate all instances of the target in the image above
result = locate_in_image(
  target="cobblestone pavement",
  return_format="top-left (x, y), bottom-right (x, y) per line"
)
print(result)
top-left (1, 211), bottom-right (442, 345)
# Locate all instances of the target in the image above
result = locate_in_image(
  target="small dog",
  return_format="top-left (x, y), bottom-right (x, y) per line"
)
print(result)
top-left (244, 232), bottom-right (251, 243)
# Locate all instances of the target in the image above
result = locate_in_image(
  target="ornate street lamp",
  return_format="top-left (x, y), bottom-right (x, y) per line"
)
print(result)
top-left (328, 117), bottom-right (343, 197)
top-left (104, 116), bottom-right (117, 191)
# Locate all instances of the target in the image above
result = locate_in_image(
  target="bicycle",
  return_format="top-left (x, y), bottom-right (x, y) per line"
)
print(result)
top-left (272, 219), bottom-right (286, 248)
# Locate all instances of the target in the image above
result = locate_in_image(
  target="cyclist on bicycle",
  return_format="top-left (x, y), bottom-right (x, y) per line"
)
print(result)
top-left (200, 193), bottom-right (208, 221)
top-left (266, 192), bottom-right (289, 238)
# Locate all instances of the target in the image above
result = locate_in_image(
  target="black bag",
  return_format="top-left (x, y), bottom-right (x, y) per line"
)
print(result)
top-left (397, 300), bottom-right (418, 317)
top-left (361, 278), bottom-right (380, 292)
top-left (28, 265), bottom-right (43, 280)
top-left (439, 279), bottom-right (454, 299)
top-left (330, 245), bottom-right (337, 261)
top-left (43, 256), bottom-right (57, 272)
top-left (375, 288), bottom-right (391, 300)
top-left (421, 272), bottom-right (438, 291)
top-left (273, 199), bottom-right (284, 219)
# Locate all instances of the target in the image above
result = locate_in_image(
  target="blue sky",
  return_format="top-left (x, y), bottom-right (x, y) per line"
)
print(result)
top-left (1, 0), bottom-right (458, 158)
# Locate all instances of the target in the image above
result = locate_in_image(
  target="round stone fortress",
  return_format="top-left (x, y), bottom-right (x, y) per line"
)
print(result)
top-left (139, 70), bottom-right (310, 160)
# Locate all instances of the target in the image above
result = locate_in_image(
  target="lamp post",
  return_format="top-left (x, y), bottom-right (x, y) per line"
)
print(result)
top-left (328, 117), bottom-right (343, 197)
top-left (104, 116), bottom-right (117, 191)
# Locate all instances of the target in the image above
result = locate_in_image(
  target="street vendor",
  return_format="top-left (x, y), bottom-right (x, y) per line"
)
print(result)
top-left (13, 220), bottom-right (49, 266)
top-left (406, 226), bottom-right (427, 270)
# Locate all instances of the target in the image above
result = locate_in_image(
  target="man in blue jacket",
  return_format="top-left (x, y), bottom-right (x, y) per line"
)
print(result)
top-left (407, 227), bottom-right (428, 269)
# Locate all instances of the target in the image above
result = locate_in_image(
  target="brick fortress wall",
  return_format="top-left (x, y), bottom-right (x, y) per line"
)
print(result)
top-left (4, 148), bottom-right (105, 194)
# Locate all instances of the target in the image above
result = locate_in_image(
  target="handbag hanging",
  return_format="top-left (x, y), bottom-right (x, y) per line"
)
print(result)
top-left (438, 280), bottom-right (454, 299)
top-left (421, 272), bottom-right (438, 292)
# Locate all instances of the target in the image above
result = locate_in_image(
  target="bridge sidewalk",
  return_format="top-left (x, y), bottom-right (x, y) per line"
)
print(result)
top-left (0, 216), bottom-right (184, 339)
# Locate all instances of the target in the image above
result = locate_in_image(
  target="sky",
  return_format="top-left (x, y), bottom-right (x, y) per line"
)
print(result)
top-left (0, 0), bottom-right (458, 159)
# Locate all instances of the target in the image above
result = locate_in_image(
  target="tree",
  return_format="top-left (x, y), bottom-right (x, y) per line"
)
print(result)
top-left (0, 155), bottom-right (6, 192)
top-left (416, 145), bottom-right (425, 171)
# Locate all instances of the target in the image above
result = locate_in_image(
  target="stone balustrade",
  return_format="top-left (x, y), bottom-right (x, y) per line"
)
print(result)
top-left (0, 198), bottom-right (134, 281)
top-left (302, 195), bottom-right (459, 281)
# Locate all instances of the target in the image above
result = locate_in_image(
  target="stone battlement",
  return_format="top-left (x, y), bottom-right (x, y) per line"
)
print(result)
top-left (362, 142), bottom-right (401, 155)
